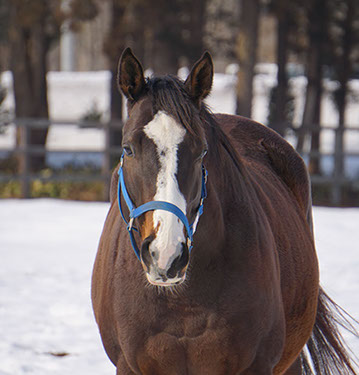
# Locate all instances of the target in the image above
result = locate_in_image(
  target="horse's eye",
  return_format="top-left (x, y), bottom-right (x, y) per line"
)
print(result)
top-left (123, 145), bottom-right (134, 157)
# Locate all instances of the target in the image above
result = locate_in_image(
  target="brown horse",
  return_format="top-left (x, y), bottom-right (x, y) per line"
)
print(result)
top-left (91, 48), bottom-right (357, 374)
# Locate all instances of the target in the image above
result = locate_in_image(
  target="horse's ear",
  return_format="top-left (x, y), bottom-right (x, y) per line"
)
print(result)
top-left (185, 51), bottom-right (213, 105)
top-left (118, 47), bottom-right (146, 101)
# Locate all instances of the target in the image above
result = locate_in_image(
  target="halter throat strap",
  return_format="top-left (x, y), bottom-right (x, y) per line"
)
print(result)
top-left (117, 153), bottom-right (207, 260)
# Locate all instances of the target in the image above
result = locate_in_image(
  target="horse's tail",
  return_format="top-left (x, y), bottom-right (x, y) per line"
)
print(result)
top-left (300, 287), bottom-right (358, 374)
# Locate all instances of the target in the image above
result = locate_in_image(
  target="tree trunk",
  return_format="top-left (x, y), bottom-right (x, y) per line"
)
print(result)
top-left (271, 4), bottom-right (289, 136)
top-left (308, 70), bottom-right (322, 175)
top-left (297, 0), bottom-right (328, 176)
top-left (9, 3), bottom-right (49, 172)
top-left (151, 1), bottom-right (180, 76)
top-left (106, 0), bottom-right (125, 124)
top-left (104, 0), bottom-right (127, 166)
top-left (188, 0), bottom-right (206, 62)
top-left (108, 58), bottom-right (123, 163)
top-left (124, 0), bottom-right (146, 65)
top-left (332, 0), bottom-right (354, 205)
top-left (235, 0), bottom-right (260, 118)
top-left (29, 22), bottom-right (49, 165)
top-left (337, 0), bottom-right (354, 170)
top-left (152, 38), bottom-right (179, 75)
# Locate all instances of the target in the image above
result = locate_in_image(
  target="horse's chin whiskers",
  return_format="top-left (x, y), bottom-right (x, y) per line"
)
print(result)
top-left (158, 270), bottom-right (190, 297)
top-left (143, 276), bottom-right (188, 297)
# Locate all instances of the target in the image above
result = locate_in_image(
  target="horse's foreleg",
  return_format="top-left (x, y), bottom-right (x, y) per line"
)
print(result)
top-left (116, 354), bottom-right (136, 375)
top-left (242, 360), bottom-right (278, 375)
top-left (242, 368), bottom-right (274, 375)
top-left (282, 357), bottom-right (302, 375)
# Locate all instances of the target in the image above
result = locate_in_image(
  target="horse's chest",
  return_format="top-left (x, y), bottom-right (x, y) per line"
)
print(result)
top-left (123, 311), bottom-right (250, 374)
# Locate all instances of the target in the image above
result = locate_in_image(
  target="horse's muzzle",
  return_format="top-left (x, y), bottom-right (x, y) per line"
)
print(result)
top-left (141, 237), bottom-right (189, 286)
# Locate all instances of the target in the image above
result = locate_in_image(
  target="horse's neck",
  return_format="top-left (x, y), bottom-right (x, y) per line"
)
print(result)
top-left (204, 119), bottom-right (250, 216)
top-left (190, 125), bottom-right (250, 258)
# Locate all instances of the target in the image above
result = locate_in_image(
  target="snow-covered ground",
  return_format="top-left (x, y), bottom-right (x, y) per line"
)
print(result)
top-left (0, 199), bottom-right (113, 375)
top-left (0, 199), bottom-right (358, 374)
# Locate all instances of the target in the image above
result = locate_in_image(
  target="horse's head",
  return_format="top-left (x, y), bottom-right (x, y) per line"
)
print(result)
top-left (117, 48), bottom-right (213, 287)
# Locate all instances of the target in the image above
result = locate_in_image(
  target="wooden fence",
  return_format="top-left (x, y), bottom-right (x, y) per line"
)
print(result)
top-left (291, 125), bottom-right (359, 205)
top-left (0, 118), bottom-right (123, 201)
top-left (1, 119), bottom-right (359, 205)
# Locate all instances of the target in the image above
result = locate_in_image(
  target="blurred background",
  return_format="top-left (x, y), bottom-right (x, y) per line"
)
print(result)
top-left (0, 1), bottom-right (359, 374)
top-left (0, 0), bottom-right (358, 206)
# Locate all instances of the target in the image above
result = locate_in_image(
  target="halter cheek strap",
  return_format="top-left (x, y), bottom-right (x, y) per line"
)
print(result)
top-left (117, 153), bottom-right (207, 261)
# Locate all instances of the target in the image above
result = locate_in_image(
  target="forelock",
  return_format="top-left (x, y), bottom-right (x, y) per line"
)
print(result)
top-left (146, 76), bottom-right (203, 137)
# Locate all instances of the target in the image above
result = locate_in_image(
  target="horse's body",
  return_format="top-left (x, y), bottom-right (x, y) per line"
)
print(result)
top-left (92, 49), bottom-right (357, 374)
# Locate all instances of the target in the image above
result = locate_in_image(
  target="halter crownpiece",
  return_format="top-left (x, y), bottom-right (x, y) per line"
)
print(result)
top-left (117, 153), bottom-right (208, 261)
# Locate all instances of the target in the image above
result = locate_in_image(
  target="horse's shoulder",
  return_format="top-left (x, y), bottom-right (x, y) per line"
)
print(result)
top-left (214, 113), bottom-right (312, 215)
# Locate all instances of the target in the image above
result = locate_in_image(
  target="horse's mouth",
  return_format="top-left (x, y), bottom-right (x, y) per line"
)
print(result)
top-left (145, 273), bottom-right (185, 287)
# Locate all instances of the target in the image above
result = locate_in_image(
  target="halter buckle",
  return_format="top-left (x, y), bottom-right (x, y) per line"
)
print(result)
top-left (187, 237), bottom-right (192, 249)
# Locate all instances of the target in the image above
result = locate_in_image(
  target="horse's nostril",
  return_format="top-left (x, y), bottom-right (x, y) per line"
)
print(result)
top-left (167, 267), bottom-right (176, 279)
top-left (167, 245), bottom-right (189, 279)
top-left (141, 236), bottom-right (154, 266)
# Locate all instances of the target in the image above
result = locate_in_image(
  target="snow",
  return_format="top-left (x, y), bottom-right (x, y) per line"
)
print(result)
top-left (0, 199), bottom-right (358, 374)
top-left (0, 199), bottom-right (113, 375)
top-left (313, 207), bottom-right (359, 363)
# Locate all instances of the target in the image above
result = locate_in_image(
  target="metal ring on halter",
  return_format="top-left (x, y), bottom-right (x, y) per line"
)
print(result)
top-left (187, 237), bottom-right (192, 249)
top-left (127, 217), bottom-right (134, 231)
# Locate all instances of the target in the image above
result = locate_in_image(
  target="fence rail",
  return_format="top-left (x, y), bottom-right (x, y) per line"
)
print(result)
top-left (0, 118), bottom-right (123, 200)
top-left (1, 119), bottom-right (359, 205)
top-left (290, 124), bottom-right (359, 205)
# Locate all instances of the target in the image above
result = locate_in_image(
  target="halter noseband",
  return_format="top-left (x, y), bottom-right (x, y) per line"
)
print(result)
top-left (117, 153), bottom-right (208, 261)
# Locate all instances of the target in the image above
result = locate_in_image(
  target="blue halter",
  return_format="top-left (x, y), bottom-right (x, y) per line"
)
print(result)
top-left (117, 153), bottom-right (208, 261)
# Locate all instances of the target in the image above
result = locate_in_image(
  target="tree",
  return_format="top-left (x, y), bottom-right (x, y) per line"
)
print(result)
top-left (0, 0), bottom-right (10, 131)
top-left (103, 0), bottom-right (208, 120)
top-left (295, 0), bottom-right (330, 175)
top-left (329, 0), bottom-right (359, 203)
top-left (235, 0), bottom-right (260, 118)
top-left (8, 0), bottom-right (56, 172)
top-left (0, 0), bottom-right (9, 54)
top-left (267, 0), bottom-right (302, 136)
top-left (271, 0), bottom-right (289, 136)
top-left (204, 0), bottom-right (240, 63)
top-left (6, 0), bottom-right (97, 171)
top-left (101, 0), bottom-right (208, 177)
top-left (102, 0), bottom-right (131, 173)
top-left (146, 0), bottom-right (208, 74)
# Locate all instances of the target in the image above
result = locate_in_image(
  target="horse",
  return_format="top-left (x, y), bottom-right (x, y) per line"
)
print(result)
top-left (91, 48), bottom-right (357, 374)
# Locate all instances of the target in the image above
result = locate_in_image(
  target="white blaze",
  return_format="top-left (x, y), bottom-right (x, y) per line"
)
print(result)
top-left (144, 111), bottom-right (186, 270)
